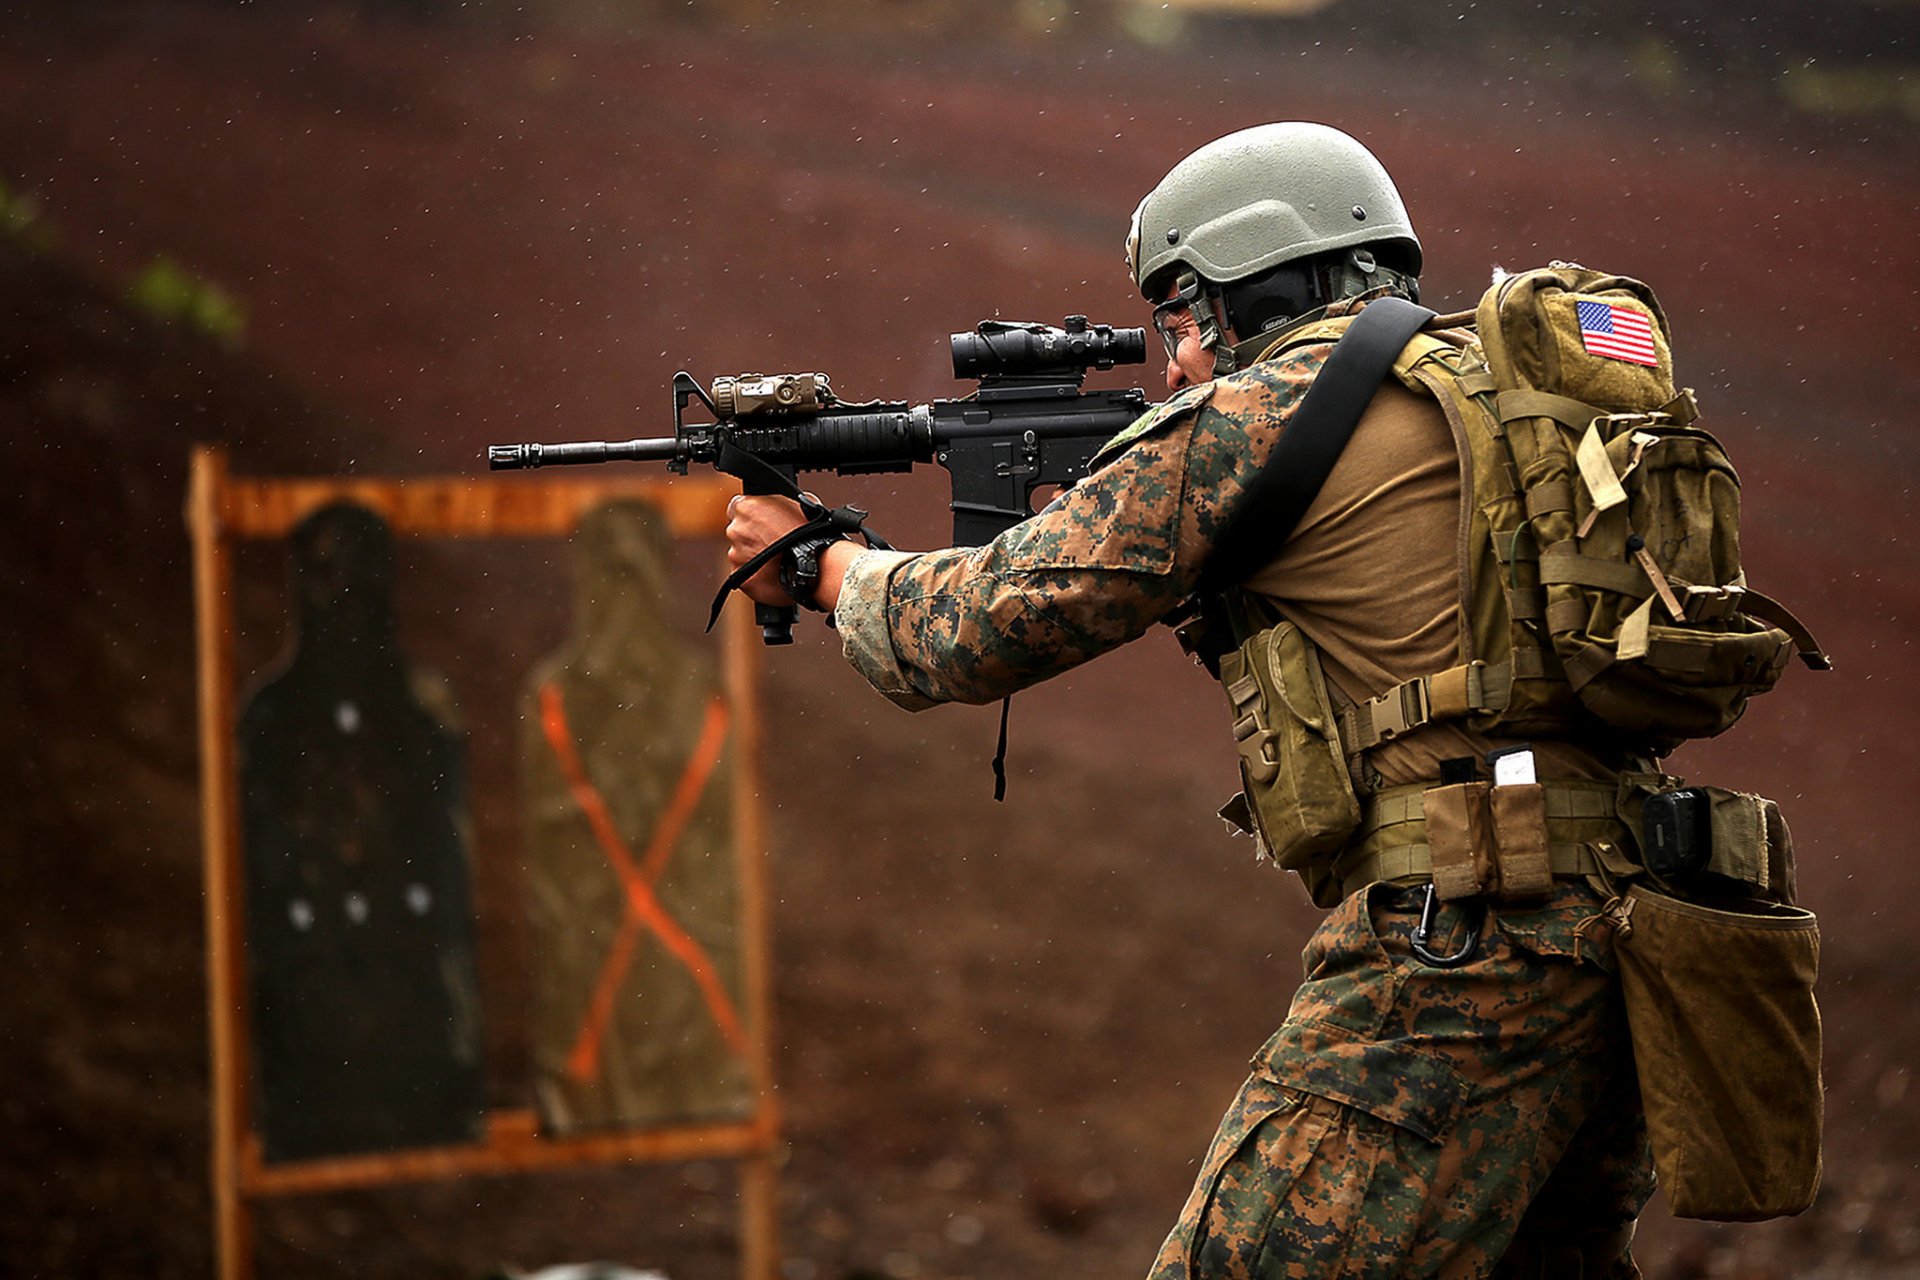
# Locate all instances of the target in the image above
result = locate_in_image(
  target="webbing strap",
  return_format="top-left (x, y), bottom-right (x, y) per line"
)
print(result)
top-left (1537, 544), bottom-right (1649, 596)
top-left (1496, 389), bottom-right (1604, 431)
top-left (1561, 644), bottom-right (1611, 691)
top-left (1198, 296), bottom-right (1437, 593)
top-left (1524, 479), bottom-right (1576, 519)
top-left (1362, 780), bottom-right (1619, 829)
top-left (1338, 779), bottom-right (1624, 899)
top-left (1660, 388), bottom-right (1701, 426)
top-left (1646, 634), bottom-right (1714, 675)
top-left (1341, 842), bottom-right (1604, 899)
top-left (1337, 660), bottom-right (1506, 752)
top-left (1741, 588), bottom-right (1834, 671)
top-left (1506, 589), bottom-right (1544, 623)
top-left (1545, 596), bottom-right (1591, 635)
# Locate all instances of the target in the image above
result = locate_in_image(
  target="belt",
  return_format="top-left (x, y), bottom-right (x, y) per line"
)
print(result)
top-left (1334, 779), bottom-right (1631, 902)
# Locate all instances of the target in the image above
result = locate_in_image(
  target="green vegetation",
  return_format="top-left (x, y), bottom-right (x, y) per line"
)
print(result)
top-left (0, 177), bottom-right (54, 251)
top-left (1780, 63), bottom-right (1920, 121)
top-left (5, 178), bottom-right (247, 346)
top-left (128, 256), bottom-right (247, 346)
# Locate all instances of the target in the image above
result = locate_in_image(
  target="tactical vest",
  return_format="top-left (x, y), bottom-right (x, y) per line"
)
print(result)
top-left (1208, 266), bottom-right (1828, 903)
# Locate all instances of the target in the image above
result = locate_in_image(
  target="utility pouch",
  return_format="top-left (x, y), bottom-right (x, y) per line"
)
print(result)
top-left (1420, 780), bottom-right (1554, 902)
top-left (1607, 887), bottom-right (1823, 1220)
top-left (1216, 619), bottom-right (1361, 888)
top-left (1628, 778), bottom-right (1799, 904)
top-left (1696, 787), bottom-right (1797, 904)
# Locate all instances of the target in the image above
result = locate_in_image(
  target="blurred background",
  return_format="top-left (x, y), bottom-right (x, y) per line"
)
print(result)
top-left (3, 0), bottom-right (1916, 1276)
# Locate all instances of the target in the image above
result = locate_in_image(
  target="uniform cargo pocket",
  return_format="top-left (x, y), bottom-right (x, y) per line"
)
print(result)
top-left (1148, 1075), bottom-right (1317, 1280)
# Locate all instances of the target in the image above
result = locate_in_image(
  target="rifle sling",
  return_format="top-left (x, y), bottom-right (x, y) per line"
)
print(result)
top-left (706, 440), bottom-right (891, 631)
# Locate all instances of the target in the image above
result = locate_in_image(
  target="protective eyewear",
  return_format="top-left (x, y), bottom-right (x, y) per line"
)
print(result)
top-left (1150, 274), bottom-right (1211, 362)
top-left (1150, 295), bottom-right (1195, 363)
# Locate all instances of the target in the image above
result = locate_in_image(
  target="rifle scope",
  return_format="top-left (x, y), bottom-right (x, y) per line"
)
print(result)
top-left (948, 316), bottom-right (1146, 381)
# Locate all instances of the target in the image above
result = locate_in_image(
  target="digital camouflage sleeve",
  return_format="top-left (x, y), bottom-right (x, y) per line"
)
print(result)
top-left (834, 346), bottom-right (1331, 709)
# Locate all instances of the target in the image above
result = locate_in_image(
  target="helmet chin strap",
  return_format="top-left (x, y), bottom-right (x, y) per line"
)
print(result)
top-left (1168, 269), bottom-right (1235, 375)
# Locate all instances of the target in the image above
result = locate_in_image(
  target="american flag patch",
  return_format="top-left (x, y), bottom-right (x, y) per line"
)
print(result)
top-left (1575, 298), bottom-right (1659, 367)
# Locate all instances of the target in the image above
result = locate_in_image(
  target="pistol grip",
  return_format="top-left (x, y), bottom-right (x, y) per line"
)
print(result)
top-left (740, 461), bottom-right (801, 646)
top-left (755, 601), bottom-right (796, 646)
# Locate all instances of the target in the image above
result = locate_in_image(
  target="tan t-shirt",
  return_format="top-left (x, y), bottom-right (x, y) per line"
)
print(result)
top-left (1234, 376), bottom-right (1618, 788)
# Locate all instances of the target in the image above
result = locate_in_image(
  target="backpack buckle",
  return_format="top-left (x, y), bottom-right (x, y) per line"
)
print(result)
top-left (1590, 410), bottom-right (1670, 436)
top-left (1684, 583), bottom-right (1746, 624)
top-left (1364, 679), bottom-right (1430, 744)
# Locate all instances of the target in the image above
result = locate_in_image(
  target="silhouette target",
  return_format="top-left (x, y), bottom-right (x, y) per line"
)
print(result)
top-left (237, 503), bottom-right (485, 1162)
top-left (522, 500), bottom-right (752, 1134)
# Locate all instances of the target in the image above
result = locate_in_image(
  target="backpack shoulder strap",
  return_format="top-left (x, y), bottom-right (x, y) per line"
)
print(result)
top-left (1198, 295), bottom-right (1437, 593)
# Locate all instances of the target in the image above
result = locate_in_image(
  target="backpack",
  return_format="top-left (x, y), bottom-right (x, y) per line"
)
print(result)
top-left (1231, 265), bottom-right (1829, 760)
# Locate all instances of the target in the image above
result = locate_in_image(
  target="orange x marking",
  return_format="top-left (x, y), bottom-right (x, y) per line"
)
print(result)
top-left (537, 680), bottom-right (745, 1085)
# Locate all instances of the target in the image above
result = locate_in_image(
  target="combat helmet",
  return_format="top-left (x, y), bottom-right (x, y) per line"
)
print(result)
top-left (1127, 122), bottom-right (1422, 372)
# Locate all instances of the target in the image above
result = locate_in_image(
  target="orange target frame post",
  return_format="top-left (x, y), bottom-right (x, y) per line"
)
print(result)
top-left (188, 445), bottom-right (781, 1280)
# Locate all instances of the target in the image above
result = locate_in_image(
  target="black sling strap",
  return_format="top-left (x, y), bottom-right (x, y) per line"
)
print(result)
top-left (1197, 295), bottom-right (1437, 593)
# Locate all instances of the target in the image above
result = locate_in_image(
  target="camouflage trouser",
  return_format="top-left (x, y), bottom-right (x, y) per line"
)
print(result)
top-left (1148, 882), bottom-right (1654, 1280)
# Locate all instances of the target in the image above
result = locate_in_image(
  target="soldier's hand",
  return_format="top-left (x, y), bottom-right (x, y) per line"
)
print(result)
top-left (724, 493), bottom-right (808, 607)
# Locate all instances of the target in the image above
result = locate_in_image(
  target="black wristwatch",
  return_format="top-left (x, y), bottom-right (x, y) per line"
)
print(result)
top-left (779, 532), bottom-right (845, 613)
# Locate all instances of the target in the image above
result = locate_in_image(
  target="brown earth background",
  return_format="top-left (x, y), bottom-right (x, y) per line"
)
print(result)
top-left (3, 1), bottom-right (1919, 1277)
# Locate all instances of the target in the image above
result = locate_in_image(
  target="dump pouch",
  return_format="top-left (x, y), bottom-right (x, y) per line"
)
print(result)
top-left (1607, 887), bottom-right (1823, 1220)
top-left (1216, 619), bottom-right (1361, 900)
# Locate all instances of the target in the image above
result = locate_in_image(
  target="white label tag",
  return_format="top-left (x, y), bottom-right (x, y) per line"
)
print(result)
top-left (1491, 748), bottom-right (1537, 787)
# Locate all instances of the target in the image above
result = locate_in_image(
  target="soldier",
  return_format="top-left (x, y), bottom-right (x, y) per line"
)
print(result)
top-left (725, 123), bottom-right (1655, 1277)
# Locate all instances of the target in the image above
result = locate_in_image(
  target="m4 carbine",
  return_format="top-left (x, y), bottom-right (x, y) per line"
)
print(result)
top-left (488, 317), bottom-right (1152, 645)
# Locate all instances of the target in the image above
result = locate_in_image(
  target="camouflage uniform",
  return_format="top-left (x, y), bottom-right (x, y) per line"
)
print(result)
top-left (832, 317), bottom-right (1655, 1278)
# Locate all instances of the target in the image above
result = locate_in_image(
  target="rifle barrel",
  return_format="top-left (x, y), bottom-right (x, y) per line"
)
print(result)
top-left (487, 437), bottom-right (684, 470)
